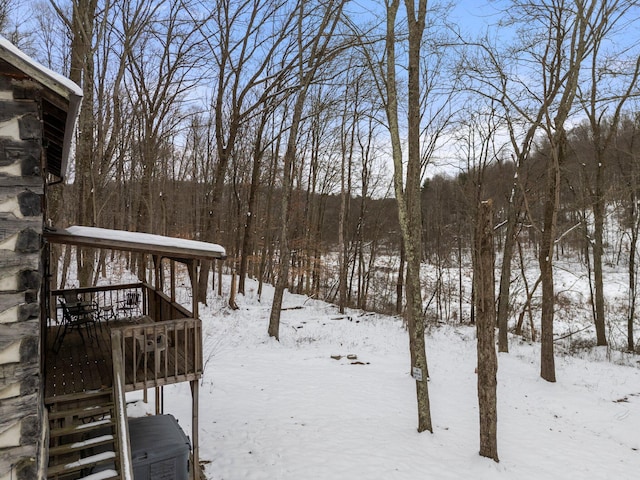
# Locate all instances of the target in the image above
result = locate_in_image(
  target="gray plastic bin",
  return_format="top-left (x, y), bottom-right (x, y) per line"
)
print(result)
top-left (128, 414), bottom-right (191, 480)
top-left (93, 414), bottom-right (190, 480)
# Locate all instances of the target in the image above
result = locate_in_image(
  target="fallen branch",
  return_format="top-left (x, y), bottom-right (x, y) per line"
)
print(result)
top-left (553, 324), bottom-right (592, 342)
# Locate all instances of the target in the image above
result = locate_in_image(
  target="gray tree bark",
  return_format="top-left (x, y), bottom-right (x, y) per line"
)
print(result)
top-left (580, 0), bottom-right (640, 346)
top-left (382, 0), bottom-right (433, 433)
top-left (268, 0), bottom-right (346, 339)
top-left (474, 200), bottom-right (499, 463)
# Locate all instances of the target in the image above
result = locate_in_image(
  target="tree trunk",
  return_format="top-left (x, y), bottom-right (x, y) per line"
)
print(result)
top-left (383, 0), bottom-right (432, 433)
top-left (197, 259), bottom-right (211, 303)
top-left (268, 97), bottom-right (304, 339)
top-left (539, 140), bottom-right (563, 383)
top-left (68, 0), bottom-right (99, 287)
top-left (229, 268), bottom-right (239, 310)
top-left (496, 176), bottom-right (519, 352)
top-left (628, 187), bottom-right (638, 352)
top-left (268, 0), bottom-right (346, 339)
top-left (592, 173), bottom-right (607, 346)
top-left (338, 147), bottom-right (348, 314)
top-left (396, 241), bottom-right (405, 315)
top-left (258, 146), bottom-right (279, 300)
top-left (474, 200), bottom-right (499, 463)
top-left (268, 87), bottom-right (306, 338)
top-left (238, 113), bottom-right (268, 295)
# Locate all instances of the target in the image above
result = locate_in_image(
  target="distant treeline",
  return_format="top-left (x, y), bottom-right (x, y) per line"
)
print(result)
top-left (54, 114), bottom-right (640, 315)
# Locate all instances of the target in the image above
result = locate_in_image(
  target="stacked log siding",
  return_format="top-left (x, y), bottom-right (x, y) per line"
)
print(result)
top-left (0, 65), bottom-right (46, 480)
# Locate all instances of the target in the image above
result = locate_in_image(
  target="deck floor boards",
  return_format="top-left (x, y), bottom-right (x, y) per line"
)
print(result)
top-left (45, 318), bottom-right (198, 403)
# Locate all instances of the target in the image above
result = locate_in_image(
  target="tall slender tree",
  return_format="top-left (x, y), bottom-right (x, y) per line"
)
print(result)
top-left (380, 0), bottom-right (433, 433)
top-left (462, 1), bottom-right (615, 380)
top-left (474, 200), bottom-right (498, 462)
top-left (195, 0), bottom-right (302, 302)
top-left (536, 0), bottom-right (612, 382)
top-left (576, 0), bottom-right (640, 347)
top-left (50, 0), bottom-right (99, 286)
top-left (268, 0), bottom-right (347, 339)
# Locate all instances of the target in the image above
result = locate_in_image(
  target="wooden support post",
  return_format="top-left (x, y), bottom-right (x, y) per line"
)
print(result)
top-left (158, 263), bottom-right (162, 292)
top-left (170, 260), bottom-right (176, 303)
top-left (187, 260), bottom-right (199, 319)
top-left (156, 255), bottom-right (163, 321)
top-left (191, 379), bottom-right (200, 480)
top-left (153, 255), bottom-right (162, 290)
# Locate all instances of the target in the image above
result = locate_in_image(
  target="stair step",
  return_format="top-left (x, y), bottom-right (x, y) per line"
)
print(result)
top-left (50, 418), bottom-right (113, 438)
top-left (49, 434), bottom-right (115, 457)
top-left (45, 388), bottom-right (113, 406)
top-left (78, 469), bottom-right (119, 480)
top-left (49, 403), bottom-right (114, 421)
top-left (47, 450), bottom-right (116, 477)
top-left (46, 387), bottom-right (122, 479)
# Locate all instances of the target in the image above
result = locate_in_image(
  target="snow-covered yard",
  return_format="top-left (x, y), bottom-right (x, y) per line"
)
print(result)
top-left (133, 279), bottom-right (640, 480)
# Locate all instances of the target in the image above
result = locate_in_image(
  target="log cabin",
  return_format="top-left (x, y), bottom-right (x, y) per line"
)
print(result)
top-left (0, 37), bottom-right (226, 480)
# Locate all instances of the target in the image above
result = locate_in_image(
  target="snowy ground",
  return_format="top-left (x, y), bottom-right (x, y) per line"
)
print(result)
top-left (125, 279), bottom-right (640, 480)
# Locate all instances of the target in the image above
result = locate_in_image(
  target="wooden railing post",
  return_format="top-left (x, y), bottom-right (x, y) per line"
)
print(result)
top-left (111, 329), bottom-right (134, 480)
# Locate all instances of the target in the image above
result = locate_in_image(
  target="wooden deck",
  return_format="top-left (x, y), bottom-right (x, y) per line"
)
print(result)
top-left (45, 316), bottom-right (201, 403)
top-left (45, 321), bottom-right (116, 401)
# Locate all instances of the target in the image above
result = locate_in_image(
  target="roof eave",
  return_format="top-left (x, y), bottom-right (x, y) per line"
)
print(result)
top-left (0, 36), bottom-right (83, 179)
top-left (45, 227), bottom-right (227, 262)
top-left (60, 93), bottom-right (82, 178)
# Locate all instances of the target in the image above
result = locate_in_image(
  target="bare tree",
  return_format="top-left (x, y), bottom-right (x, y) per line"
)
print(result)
top-left (93, 0), bottom-right (155, 232)
top-left (474, 200), bottom-right (498, 462)
top-left (462, 1), bottom-right (615, 380)
top-left (194, 0), bottom-right (302, 302)
top-left (381, 0), bottom-right (434, 433)
top-left (338, 65), bottom-right (357, 314)
top-left (617, 112), bottom-right (640, 352)
top-left (125, 1), bottom-right (203, 233)
top-left (535, 0), bottom-right (620, 382)
top-left (459, 28), bottom-right (546, 353)
top-left (0, 0), bottom-right (24, 43)
top-left (453, 101), bottom-right (506, 324)
top-left (353, 83), bottom-right (385, 310)
top-left (0, 0), bottom-right (10, 31)
top-left (49, 0), bottom-right (99, 286)
top-left (267, 0), bottom-right (347, 340)
top-left (576, 0), bottom-right (640, 347)
top-left (237, 97), bottom-right (275, 294)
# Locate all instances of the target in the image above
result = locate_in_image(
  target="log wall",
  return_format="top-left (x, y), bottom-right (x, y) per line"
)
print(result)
top-left (0, 66), bottom-right (46, 480)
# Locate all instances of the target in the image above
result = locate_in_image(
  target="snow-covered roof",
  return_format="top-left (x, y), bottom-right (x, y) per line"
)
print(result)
top-left (0, 35), bottom-right (82, 179)
top-left (0, 36), bottom-right (83, 97)
top-left (46, 226), bottom-right (226, 261)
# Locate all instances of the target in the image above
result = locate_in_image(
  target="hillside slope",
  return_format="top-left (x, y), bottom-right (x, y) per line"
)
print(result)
top-left (155, 280), bottom-right (640, 480)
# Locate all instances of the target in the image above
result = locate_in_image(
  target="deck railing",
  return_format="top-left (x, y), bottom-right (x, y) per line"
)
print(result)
top-left (111, 318), bottom-right (203, 392)
top-left (49, 283), bottom-right (202, 392)
top-left (50, 283), bottom-right (146, 325)
top-left (147, 287), bottom-right (190, 322)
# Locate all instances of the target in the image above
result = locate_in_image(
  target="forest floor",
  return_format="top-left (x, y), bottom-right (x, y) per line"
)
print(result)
top-left (125, 275), bottom-right (640, 480)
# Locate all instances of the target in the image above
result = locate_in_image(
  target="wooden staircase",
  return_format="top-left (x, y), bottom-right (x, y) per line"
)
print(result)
top-left (46, 389), bottom-right (120, 480)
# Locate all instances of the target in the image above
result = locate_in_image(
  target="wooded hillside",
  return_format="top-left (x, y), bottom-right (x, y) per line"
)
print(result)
top-left (2, 0), bottom-right (639, 351)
